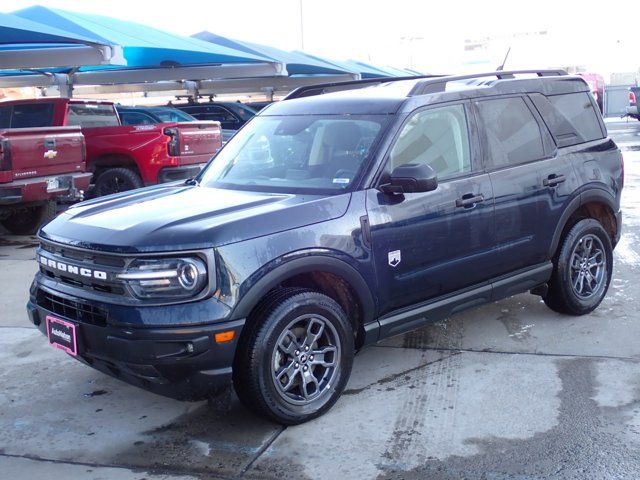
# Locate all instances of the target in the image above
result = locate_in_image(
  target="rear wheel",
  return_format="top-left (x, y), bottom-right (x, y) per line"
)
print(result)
top-left (234, 289), bottom-right (354, 425)
top-left (0, 201), bottom-right (57, 235)
top-left (94, 168), bottom-right (143, 197)
top-left (544, 218), bottom-right (613, 315)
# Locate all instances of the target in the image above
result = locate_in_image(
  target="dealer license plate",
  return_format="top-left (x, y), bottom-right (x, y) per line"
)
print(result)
top-left (46, 315), bottom-right (77, 356)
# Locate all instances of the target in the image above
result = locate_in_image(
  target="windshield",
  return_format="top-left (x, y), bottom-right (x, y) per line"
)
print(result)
top-left (199, 115), bottom-right (387, 194)
top-left (154, 109), bottom-right (196, 122)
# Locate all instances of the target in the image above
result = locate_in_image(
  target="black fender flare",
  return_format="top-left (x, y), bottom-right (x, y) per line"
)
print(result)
top-left (548, 187), bottom-right (617, 257)
top-left (229, 254), bottom-right (377, 327)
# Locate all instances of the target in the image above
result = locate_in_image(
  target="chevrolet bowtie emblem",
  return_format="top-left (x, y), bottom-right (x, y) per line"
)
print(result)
top-left (44, 149), bottom-right (58, 159)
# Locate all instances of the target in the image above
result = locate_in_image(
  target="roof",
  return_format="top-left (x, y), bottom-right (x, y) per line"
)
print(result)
top-left (264, 71), bottom-right (591, 116)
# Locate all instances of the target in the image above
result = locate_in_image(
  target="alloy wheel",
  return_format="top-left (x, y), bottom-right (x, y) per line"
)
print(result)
top-left (271, 314), bottom-right (341, 405)
top-left (570, 233), bottom-right (606, 299)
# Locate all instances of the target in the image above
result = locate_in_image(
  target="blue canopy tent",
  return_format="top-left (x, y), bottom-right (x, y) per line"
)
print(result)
top-left (1, 6), bottom-right (286, 95)
top-left (14, 7), bottom-right (275, 69)
top-left (0, 11), bottom-right (124, 69)
top-left (342, 60), bottom-right (398, 79)
top-left (192, 31), bottom-right (356, 77)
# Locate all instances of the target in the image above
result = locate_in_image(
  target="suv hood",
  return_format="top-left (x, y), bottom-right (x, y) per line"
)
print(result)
top-left (39, 184), bottom-right (351, 253)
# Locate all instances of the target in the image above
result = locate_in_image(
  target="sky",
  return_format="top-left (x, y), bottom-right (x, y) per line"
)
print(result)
top-left (2, 0), bottom-right (638, 78)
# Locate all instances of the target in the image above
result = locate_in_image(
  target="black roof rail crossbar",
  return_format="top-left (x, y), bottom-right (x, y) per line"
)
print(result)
top-left (284, 75), bottom-right (444, 100)
top-left (408, 69), bottom-right (568, 96)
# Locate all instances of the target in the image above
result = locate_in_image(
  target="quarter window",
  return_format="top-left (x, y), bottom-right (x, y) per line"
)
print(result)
top-left (546, 93), bottom-right (603, 145)
top-left (476, 97), bottom-right (545, 168)
top-left (390, 104), bottom-right (471, 179)
top-left (11, 103), bottom-right (54, 128)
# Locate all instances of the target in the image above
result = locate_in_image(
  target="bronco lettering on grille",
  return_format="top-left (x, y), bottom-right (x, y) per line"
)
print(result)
top-left (39, 255), bottom-right (108, 280)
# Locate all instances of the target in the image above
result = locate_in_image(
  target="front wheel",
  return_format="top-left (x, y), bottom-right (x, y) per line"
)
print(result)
top-left (234, 289), bottom-right (354, 425)
top-left (544, 218), bottom-right (613, 315)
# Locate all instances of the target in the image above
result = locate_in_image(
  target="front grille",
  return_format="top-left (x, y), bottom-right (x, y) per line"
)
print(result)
top-left (37, 289), bottom-right (108, 327)
top-left (38, 240), bottom-right (128, 297)
top-left (40, 241), bottom-right (126, 268)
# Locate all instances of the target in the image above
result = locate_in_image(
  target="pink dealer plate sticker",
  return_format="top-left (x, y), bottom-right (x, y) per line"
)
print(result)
top-left (46, 315), bottom-right (78, 357)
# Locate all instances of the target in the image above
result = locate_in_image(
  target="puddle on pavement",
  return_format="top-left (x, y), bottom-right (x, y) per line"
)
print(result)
top-left (0, 236), bottom-right (39, 249)
top-left (111, 401), bottom-right (280, 478)
top-left (84, 389), bottom-right (109, 398)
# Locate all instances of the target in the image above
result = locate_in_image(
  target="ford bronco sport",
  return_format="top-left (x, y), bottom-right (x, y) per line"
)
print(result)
top-left (28, 70), bottom-right (623, 425)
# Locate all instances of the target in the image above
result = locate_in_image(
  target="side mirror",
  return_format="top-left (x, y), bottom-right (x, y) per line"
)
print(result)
top-left (379, 163), bottom-right (438, 194)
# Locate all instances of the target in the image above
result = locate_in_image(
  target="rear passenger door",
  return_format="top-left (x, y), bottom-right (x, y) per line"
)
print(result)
top-left (367, 102), bottom-right (495, 316)
top-left (474, 96), bottom-right (579, 276)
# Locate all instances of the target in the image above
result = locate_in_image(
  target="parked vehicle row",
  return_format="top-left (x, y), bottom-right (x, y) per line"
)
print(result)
top-left (28, 70), bottom-right (622, 425)
top-left (0, 100), bottom-right (223, 235)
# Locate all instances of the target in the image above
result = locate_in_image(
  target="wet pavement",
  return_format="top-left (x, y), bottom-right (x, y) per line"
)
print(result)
top-left (1, 120), bottom-right (639, 479)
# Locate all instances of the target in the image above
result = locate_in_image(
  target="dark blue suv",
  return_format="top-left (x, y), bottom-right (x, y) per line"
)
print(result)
top-left (28, 70), bottom-right (623, 424)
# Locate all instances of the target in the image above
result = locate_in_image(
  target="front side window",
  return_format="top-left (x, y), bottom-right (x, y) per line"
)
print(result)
top-left (390, 104), bottom-right (471, 179)
top-left (67, 103), bottom-right (119, 128)
top-left (476, 97), bottom-right (545, 168)
top-left (199, 115), bottom-right (387, 194)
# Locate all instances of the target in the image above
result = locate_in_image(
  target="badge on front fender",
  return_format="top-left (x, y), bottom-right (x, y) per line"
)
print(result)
top-left (388, 250), bottom-right (401, 267)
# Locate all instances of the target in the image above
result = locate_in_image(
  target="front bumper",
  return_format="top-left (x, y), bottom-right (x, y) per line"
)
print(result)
top-left (156, 163), bottom-right (206, 184)
top-left (0, 172), bottom-right (91, 206)
top-left (27, 283), bottom-right (244, 401)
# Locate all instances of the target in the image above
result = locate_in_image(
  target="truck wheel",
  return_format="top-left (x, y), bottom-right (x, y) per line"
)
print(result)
top-left (544, 219), bottom-right (613, 315)
top-left (0, 201), bottom-right (57, 235)
top-left (94, 168), bottom-right (143, 197)
top-left (234, 289), bottom-right (354, 425)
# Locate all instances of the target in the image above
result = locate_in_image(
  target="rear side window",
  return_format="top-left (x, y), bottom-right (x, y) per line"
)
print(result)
top-left (67, 103), bottom-right (119, 128)
top-left (476, 97), bottom-right (545, 168)
top-left (531, 92), bottom-right (603, 147)
top-left (10, 103), bottom-right (54, 128)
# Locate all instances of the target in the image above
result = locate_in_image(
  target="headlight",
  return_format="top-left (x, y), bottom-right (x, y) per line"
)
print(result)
top-left (117, 257), bottom-right (207, 300)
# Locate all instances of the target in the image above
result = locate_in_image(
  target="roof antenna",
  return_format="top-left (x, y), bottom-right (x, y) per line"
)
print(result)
top-left (497, 46), bottom-right (511, 71)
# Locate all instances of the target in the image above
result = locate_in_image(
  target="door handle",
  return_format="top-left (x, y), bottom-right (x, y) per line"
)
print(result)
top-left (543, 173), bottom-right (566, 187)
top-left (455, 193), bottom-right (484, 208)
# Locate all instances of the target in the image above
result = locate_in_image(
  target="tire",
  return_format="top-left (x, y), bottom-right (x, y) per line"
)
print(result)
top-left (233, 288), bottom-right (354, 425)
top-left (543, 218), bottom-right (613, 315)
top-left (93, 168), bottom-right (143, 197)
top-left (1, 200), bottom-right (57, 235)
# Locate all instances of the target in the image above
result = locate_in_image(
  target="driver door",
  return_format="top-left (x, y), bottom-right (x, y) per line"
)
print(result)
top-left (366, 102), bottom-right (495, 317)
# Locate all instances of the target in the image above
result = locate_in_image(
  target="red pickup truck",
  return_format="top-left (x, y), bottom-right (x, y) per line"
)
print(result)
top-left (0, 99), bottom-right (222, 197)
top-left (0, 125), bottom-right (90, 234)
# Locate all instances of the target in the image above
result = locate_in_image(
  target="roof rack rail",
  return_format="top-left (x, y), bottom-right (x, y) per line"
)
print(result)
top-left (408, 69), bottom-right (568, 96)
top-left (284, 75), bottom-right (444, 100)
